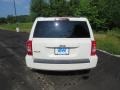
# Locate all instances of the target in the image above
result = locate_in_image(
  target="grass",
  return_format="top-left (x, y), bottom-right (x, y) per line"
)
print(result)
top-left (95, 29), bottom-right (120, 55)
top-left (0, 22), bottom-right (32, 32)
top-left (0, 23), bottom-right (120, 55)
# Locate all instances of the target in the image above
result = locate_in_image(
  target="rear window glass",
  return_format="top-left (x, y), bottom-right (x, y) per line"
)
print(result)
top-left (33, 21), bottom-right (90, 38)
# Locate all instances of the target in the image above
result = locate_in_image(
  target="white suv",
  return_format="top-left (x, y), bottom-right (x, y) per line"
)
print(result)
top-left (25, 17), bottom-right (98, 71)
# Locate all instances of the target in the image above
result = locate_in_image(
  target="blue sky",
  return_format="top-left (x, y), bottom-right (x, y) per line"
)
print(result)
top-left (0, 0), bottom-right (31, 17)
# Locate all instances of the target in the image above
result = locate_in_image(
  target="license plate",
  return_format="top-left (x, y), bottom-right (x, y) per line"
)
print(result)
top-left (54, 48), bottom-right (69, 55)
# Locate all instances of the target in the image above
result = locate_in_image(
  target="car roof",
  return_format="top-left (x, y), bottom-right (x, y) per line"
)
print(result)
top-left (36, 17), bottom-right (88, 21)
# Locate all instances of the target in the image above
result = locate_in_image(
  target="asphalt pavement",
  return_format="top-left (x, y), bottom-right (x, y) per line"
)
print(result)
top-left (0, 29), bottom-right (120, 90)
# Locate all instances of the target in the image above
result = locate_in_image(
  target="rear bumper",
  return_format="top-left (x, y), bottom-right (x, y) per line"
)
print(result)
top-left (25, 55), bottom-right (98, 71)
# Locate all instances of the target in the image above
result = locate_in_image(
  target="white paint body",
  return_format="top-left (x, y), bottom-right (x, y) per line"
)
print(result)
top-left (25, 17), bottom-right (98, 71)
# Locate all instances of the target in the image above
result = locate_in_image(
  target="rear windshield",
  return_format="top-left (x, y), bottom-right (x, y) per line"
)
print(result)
top-left (33, 21), bottom-right (90, 38)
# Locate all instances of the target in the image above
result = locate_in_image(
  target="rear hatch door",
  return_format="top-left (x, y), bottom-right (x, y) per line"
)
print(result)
top-left (32, 20), bottom-right (91, 60)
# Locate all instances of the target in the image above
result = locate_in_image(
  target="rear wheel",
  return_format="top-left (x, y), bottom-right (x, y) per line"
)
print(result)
top-left (82, 69), bottom-right (91, 80)
top-left (85, 69), bottom-right (91, 73)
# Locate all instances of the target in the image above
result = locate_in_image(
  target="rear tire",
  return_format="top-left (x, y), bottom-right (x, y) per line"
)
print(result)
top-left (82, 69), bottom-right (91, 80)
top-left (83, 69), bottom-right (91, 74)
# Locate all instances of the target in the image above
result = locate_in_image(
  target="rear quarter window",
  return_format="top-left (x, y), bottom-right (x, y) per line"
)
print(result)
top-left (33, 21), bottom-right (90, 38)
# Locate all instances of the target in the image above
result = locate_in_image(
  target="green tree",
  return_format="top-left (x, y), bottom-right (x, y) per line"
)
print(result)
top-left (0, 17), bottom-right (7, 24)
top-left (31, 0), bottom-right (51, 19)
top-left (30, 0), bottom-right (120, 30)
top-left (7, 15), bottom-right (16, 24)
top-left (92, 0), bottom-right (120, 29)
top-left (103, 0), bottom-right (120, 28)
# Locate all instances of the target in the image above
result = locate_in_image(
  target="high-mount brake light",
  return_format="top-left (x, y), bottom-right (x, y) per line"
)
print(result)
top-left (55, 17), bottom-right (69, 21)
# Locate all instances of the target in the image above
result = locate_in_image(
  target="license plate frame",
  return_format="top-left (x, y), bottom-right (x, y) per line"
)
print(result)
top-left (54, 47), bottom-right (69, 55)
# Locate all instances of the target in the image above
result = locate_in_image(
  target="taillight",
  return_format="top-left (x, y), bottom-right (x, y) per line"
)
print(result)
top-left (26, 40), bottom-right (32, 55)
top-left (91, 40), bottom-right (96, 56)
